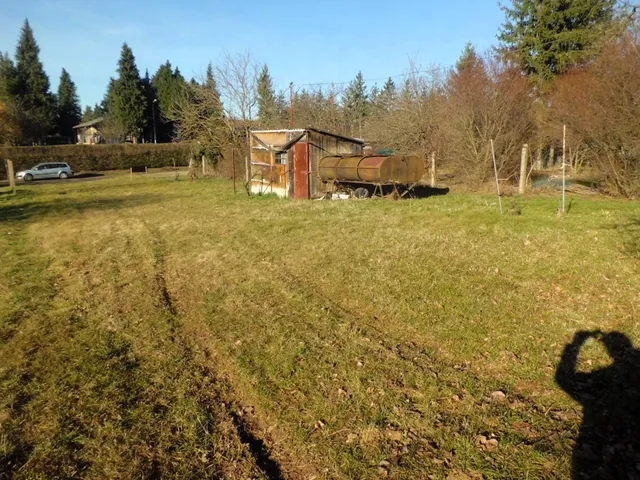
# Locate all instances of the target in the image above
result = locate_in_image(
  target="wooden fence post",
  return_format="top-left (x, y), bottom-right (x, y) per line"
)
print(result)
top-left (430, 152), bottom-right (436, 187)
top-left (232, 149), bottom-right (236, 194)
top-left (519, 144), bottom-right (528, 194)
top-left (562, 125), bottom-right (567, 213)
top-left (6, 160), bottom-right (16, 195)
top-left (202, 155), bottom-right (206, 176)
top-left (549, 146), bottom-right (555, 168)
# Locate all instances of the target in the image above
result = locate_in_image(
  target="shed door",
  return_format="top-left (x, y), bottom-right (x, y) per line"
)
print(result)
top-left (294, 142), bottom-right (309, 199)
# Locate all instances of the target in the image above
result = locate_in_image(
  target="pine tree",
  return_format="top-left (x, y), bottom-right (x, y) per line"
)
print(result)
top-left (100, 78), bottom-right (116, 114)
top-left (111, 43), bottom-right (146, 141)
top-left (0, 52), bottom-right (18, 100)
top-left (82, 105), bottom-right (97, 122)
top-left (380, 78), bottom-right (397, 112)
top-left (0, 52), bottom-right (21, 144)
top-left (141, 69), bottom-right (156, 142)
top-left (203, 62), bottom-right (223, 119)
top-left (56, 68), bottom-right (81, 140)
top-left (152, 61), bottom-right (186, 122)
top-left (343, 71), bottom-right (368, 137)
top-left (257, 64), bottom-right (279, 128)
top-left (15, 19), bottom-right (55, 143)
top-left (447, 44), bottom-right (490, 107)
top-left (498, 0), bottom-right (617, 81)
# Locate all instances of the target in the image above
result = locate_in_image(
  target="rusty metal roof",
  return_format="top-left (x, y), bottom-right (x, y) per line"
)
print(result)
top-left (306, 127), bottom-right (365, 145)
top-left (249, 127), bottom-right (364, 150)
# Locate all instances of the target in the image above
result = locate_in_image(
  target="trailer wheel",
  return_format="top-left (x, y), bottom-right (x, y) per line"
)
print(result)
top-left (353, 187), bottom-right (370, 199)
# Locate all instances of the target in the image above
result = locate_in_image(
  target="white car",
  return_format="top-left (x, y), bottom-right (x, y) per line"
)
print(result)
top-left (16, 162), bottom-right (75, 182)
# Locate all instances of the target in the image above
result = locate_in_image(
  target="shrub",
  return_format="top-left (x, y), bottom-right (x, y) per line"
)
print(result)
top-left (0, 143), bottom-right (192, 179)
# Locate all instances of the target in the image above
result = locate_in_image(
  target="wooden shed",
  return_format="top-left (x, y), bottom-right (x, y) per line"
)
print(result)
top-left (248, 128), bottom-right (364, 199)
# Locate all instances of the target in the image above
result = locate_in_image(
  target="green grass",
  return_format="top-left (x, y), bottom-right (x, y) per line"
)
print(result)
top-left (1, 176), bottom-right (639, 479)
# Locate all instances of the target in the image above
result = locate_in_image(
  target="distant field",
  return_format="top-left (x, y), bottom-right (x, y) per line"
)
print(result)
top-left (1, 176), bottom-right (639, 479)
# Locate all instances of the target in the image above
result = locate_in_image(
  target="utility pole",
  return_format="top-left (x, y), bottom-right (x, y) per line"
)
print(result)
top-left (289, 82), bottom-right (294, 128)
top-left (152, 99), bottom-right (158, 143)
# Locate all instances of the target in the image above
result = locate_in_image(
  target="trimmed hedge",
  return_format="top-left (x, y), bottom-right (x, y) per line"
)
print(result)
top-left (0, 143), bottom-right (191, 179)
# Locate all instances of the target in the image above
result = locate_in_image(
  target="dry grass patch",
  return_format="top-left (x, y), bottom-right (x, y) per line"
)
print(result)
top-left (1, 177), bottom-right (639, 479)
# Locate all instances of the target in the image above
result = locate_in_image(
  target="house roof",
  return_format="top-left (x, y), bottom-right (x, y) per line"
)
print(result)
top-left (73, 117), bottom-right (104, 129)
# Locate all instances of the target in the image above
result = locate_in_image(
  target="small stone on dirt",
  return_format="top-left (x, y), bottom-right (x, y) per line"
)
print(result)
top-left (378, 460), bottom-right (391, 477)
top-left (475, 434), bottom-right (499, 451)
top-left (490, 391), bottom-right (507, 403)
top-left (377, 467), bottom-right (389, 477)
top-left (551, 411), bottom-right (569, 422)
top-left (484, 439), bottom-right (499, 451)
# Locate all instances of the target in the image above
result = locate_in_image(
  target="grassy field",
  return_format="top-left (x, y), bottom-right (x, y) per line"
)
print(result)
top-left (1, 176), bottom-right (639, 479)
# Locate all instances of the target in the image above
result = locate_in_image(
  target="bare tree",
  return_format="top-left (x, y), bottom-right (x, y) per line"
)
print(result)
top-left (438, 50), bottom-right (534, 186)
top-left (366, 61), bottom-right (445, 161)
top-left (551, 32), bottom-right (640, 197)
top-left (215, 51), bottom-right (259, 122)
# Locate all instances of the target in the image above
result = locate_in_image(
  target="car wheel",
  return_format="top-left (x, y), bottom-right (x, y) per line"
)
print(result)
top-left (59, 172), bottom-right (69, 179)
top-left (24, 173), bottom-right (33, 182)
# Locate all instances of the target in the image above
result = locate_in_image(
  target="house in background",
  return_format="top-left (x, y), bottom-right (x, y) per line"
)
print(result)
top-left (249, 128), bottom-right (364, 199)
top-left (73, 117), bottom-right (104, 144)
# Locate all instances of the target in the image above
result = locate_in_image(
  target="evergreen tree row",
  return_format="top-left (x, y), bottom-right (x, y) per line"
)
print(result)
top-left (0, 1), bottom-right (632, 146)
top-left (0, 20), bottom-right (81, 145)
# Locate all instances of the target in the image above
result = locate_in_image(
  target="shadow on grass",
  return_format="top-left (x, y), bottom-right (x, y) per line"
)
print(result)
top-left (404, 185), bottom-right (451, 199)
top-left (0, 192), bottom-right (164, 223)
top-left (371, 184), bottom-right (451, 198)
top-left (556, 331), bottom-right (640, 479)
top-left (616, 216), bottom-right (640, 260)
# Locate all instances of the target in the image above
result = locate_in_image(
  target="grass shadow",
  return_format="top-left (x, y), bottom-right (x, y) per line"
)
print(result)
top-left (406, 185), bottom-right (451, 199)
top-left (0, 193), bottom-right (164, 223)
top-left (556, 331), bottom-right (640, 479)
top-left (615, 216), bottom-right (640, 260)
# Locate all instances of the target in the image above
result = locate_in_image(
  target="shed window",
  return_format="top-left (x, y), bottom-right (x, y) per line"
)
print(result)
top-left (276, 152), bottom-right (288, 165)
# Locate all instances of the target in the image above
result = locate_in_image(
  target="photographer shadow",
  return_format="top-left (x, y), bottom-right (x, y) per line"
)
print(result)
top-left (556, 331), bottom-right (640, 479)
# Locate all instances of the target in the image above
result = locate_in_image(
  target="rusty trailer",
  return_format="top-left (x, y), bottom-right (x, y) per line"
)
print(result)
top-left (318, 154), bottom-right (425, 198)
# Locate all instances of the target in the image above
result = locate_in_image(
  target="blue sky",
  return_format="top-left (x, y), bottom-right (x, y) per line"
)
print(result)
top-left (0, 0), bottom-right (505, 108)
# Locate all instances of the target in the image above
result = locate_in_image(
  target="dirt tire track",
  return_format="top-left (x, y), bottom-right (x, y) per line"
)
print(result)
top-left (143, 221), bottom-right (287, 480)
top-left (227, 232), bottom-right (579, 457)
